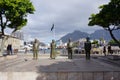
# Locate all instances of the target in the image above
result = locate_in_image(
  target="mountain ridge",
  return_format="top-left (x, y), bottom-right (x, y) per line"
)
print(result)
top-left (59, 29), bottom-right (120, 43)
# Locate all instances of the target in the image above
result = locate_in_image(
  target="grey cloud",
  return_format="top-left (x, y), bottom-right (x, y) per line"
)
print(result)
top-left (22, 0), bottom-right (110, 43)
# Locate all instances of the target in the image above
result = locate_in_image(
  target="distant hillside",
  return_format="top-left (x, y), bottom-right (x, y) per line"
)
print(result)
top-left (59, 29), bottom-right (120, 43)
top-left (90, 29), bottom-right (120, 41)
top-left (59, 30), bottom-right (88, 43)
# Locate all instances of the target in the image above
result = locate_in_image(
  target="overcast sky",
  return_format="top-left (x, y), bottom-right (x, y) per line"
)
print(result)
top-left (21, 0), bottom-right (110, 43)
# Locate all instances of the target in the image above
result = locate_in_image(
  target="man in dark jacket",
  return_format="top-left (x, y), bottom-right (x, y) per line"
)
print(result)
top-left (67, 38), bottom-right (73, 59)
top-left (84, 37), bottom-right (91, 60)
top-left (7, 44), bottom-right (12, 55)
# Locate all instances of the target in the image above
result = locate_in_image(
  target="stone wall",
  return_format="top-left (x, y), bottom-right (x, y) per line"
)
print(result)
top-left (0, 71), bottom-right (119, 80)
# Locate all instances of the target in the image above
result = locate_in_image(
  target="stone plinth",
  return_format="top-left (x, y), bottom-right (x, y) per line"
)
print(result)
top-left (0, 72), bottom-right (120, 80)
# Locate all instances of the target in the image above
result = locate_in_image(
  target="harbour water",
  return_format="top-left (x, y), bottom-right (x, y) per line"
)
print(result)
top-left (18, 48), bottom-right (65, 54)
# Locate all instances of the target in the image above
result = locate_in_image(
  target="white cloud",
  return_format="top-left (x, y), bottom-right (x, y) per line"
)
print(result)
top-left (21, 0), bottom-right (110, 43)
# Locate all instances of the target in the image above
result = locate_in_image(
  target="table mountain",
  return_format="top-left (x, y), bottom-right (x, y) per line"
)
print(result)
top-left (59, 29), bottom-right (120, 43)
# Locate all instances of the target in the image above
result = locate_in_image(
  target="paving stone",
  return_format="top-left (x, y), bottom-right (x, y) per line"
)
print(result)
top-left (68, 73), bottom-right (79, 80)
top-left (47, 73), bottom-right (57, 80)
top-left (104, 72), bottom-right (114, 80)
top-left (83, 72), bottom-right (93, 80)
top-left (7, 72), bottom-right (13, 80)
top-left (78, 73), bottom-right (83, 80)
top-left (12, 72), bottom-right (38, 80)
top-left (0, 72), bottom-right (7, 80)
top-left (93, 72), bottom-right (103, 80)
top-left (113, 72), bottom-right (120, 80)
top-left (57, 72), bottom-right (68, 80)
top-left (36, 73), bottom-right (48, 80)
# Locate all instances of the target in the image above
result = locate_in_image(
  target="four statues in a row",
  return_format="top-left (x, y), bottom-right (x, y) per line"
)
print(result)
top-left (32, 37), bottom-right (91, 60)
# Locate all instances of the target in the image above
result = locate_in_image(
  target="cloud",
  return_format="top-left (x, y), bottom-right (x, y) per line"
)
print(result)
top-left (22, 0), bottom-right (110, 43)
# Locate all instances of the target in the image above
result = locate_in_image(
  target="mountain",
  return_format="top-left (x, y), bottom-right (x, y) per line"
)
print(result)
top-left (59, 30), bottom-right (88, 43)
top-left (59, 29), bottom-right (120, 43)
top-left (90, 29), bottom-right (120, 41)
top-left (90, 30), bottom-right (111, 40)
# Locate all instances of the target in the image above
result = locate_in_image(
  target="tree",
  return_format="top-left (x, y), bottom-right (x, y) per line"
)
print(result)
top-left (0, 0), bottom-right (35, 54)
top-left (0, 0), bottom-right (35, 35)
top-left (88, 0), bottom-right (120, 47)
top-left (108, 39), bottom-right (120, 46)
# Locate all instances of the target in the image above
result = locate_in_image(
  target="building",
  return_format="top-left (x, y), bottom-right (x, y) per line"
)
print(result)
top-left (0, 31), bottom-right (24, 50)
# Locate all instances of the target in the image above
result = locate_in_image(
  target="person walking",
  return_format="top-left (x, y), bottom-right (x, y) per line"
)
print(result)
top-left (103, 46), bottom-right (106, 56)
top-left (24, 47), bottom-right (28, 54)
top-left (7, 44), bottom-right (13, 55)
top-left (108, 45), bottom-right (112, 55)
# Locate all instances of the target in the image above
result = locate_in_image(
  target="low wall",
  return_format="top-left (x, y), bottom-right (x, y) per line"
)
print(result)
top-left (0, 71), bottom-right (119, 80)
top-left (0, 55), bottom-right (17, 60)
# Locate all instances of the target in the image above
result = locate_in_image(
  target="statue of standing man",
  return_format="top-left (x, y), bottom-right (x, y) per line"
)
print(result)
top-left (84, 37), bottom-right (91, 60)
top-left (67, 38), bottom-right (73, 59)
top-left (50, 40), bottom-right (56, 59)
top-left (33, 39), bottom-right (40, 60)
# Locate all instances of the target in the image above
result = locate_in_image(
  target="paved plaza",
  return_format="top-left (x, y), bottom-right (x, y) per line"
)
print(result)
top-left (0, 53), bottom-right (120, 80)
top-left (0, 54), bottom-right (120, 72)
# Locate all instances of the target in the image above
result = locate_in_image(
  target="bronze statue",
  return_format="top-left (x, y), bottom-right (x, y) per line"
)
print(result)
top-left (84, 37), bottom-right (91, 60)
top-left (50, 40), bottom-right (56, 59)
top-left (67, 38), bottom-right (73, 59)
top-left (33, 39), bottom-right (40, 60)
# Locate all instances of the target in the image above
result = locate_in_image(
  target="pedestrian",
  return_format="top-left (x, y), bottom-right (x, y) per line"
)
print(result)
top-left (62, 47), bottom-right (66, 54)
top-left (84, 37), bottom-right (91, 60)
top-left (50, 40), bottom-right (56, 59)
top-left (67, 38), bottom-right (73, 59)
top-left (33, 39), bottom-right (40, 60)
top-left (24, 47), bottom-right (28, 61)
top-left (24, 47), bottom-right (28, 54)
top-left (103, 46), bottom-right (106, 56)
top-left (44, 49), bottom-right (46, 54)
top-left (7, 44), bottom-right (13, 55)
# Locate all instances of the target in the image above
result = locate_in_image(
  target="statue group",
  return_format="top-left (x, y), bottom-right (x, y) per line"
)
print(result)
top-left (50, 38), bottom-right (73, 59)
top-left (47, 37), bottom-right (91, 60)
top-left (66, 37), bottom-right (91, 60)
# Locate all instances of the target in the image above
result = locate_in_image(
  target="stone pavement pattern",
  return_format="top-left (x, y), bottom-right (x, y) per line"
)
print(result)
top-left (0, 54), bottom-right (120, 80)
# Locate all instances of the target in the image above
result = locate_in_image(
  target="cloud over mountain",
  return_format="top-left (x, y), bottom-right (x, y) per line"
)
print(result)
top-left (21, 0), bottom-right (110, 43)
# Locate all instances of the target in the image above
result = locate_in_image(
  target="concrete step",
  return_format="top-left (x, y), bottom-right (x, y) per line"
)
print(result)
top-left (0, 72), bottom-right (120, 80)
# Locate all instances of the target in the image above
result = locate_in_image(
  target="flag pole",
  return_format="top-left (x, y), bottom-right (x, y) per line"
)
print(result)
top-left (51, 24), bottom-right (55, 40)
top-left (53, 24), bottom-right (55, 40)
